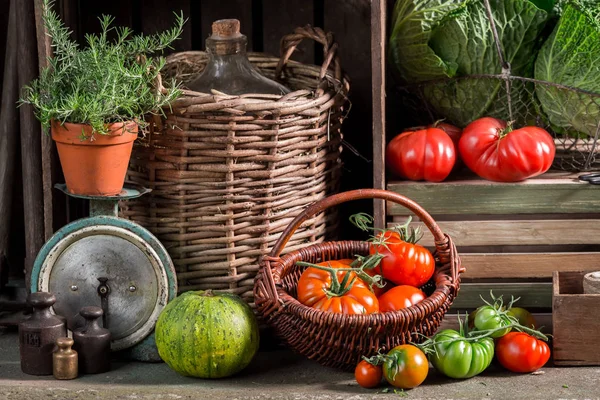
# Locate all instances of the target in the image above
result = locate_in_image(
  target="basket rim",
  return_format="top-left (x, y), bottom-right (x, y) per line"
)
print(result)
top-left (164, 50), bottom-right (351, 101)
top-left (259, 239), bottom-right (460, 325)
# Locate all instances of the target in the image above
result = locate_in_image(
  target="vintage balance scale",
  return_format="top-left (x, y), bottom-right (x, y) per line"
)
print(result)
top-left (30, 183), bottom-right (176, 361)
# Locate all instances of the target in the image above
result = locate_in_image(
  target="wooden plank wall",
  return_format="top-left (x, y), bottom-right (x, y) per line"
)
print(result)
top-left (0, 0), bottom-right (374, 292)
top-left (387, 171), bottom-right (600, 312)
top-left (58, 0), bottom-right (374, 232)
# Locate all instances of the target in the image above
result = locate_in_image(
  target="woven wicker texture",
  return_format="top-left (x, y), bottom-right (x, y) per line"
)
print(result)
top-left (254, 189), bottom-right (463, 371)
top-left (121, 27), bottom-right (349, 305)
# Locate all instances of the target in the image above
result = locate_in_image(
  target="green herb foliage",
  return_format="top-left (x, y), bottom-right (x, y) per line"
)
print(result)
top-left (20, 0), bottom-right (185, 136)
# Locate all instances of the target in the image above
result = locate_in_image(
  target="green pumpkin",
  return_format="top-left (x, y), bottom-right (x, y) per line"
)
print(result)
top-left (155, 290), bottom-right (259, 378)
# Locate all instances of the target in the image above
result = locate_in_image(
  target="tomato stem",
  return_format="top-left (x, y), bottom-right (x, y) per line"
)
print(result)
top-left (296, 254), bottom-right (385, 297)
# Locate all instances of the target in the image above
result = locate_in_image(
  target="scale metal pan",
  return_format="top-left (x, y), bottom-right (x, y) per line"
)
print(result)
top-left (31, 216), bottom-right (176, 351)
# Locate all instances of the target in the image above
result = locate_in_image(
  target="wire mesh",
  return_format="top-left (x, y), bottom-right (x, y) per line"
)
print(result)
top-left (396, 74), bottom-right (600, 171)
top-left (392, 0), bottom-right (600, 172)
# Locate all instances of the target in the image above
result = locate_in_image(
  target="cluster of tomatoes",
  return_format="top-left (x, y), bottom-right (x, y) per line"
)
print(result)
top-left (386, 117), bottom-right (556, 183)
top-left (354, 296), bottom-right (551, 391)
top-left (296, 217), bottom-right (434, 315)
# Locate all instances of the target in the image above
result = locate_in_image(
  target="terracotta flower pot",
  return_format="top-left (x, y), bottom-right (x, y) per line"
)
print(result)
top-left (51, 121), bottom-right (138, 196)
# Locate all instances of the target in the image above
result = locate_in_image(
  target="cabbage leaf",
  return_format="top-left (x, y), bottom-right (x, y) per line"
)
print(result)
top-left (389, 0), bottom-right (465, 83)
top-left (534, 2), bottom-right (600, 137)
top-left (389, 0), bottom-right (549, 127)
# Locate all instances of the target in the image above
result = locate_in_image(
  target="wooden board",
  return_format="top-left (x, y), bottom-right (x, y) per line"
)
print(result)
top-left (460, 253), bottom-right (600, 279)
top-left (553, 271), bottom-right (600, 365)
top-left (262, 0), bottom-right (313, 63)
top-left (387, 172), bottom-right (600, 215)
top-left (450, 282), bottom-right (552, 310)
top-left (140, 0), bottom-right (191, 53)
top-left (371, 0), bottom-right (386, 229)
top-left (388, 220), bottom-right (600, 247)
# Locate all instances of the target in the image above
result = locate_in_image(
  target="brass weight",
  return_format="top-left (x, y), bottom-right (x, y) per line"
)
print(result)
top-left (53, 337), bottom-right (78, 380)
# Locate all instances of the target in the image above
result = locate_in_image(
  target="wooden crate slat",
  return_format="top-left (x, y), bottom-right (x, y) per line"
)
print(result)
top-left (450, 282), bottom-right (552, 309)
top-left (262, 0), bottom-right (313, 64)
top-left (460, 252), bottom-right (600, 279)
top-left (387, 173), bottom-right (600, 215)
top-left (370, 0), bottom-right (386, 229)
top-left (553, 271), bottom-right (600, 365)
top-left (388, 219), bottom-right (600, 247)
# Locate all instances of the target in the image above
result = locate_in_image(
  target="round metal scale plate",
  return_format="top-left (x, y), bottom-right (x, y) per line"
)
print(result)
top-left (31, 216), bottom-right (176, 351)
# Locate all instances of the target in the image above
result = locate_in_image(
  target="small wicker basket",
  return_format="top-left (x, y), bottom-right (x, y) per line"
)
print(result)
top-left (254, 189), bottom-right (463, 371)
top-left (122, 26), bottom-right (349, 306)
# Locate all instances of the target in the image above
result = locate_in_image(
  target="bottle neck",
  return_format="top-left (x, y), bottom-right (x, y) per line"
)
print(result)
top-left (206, 35), bottom-right (247, 56)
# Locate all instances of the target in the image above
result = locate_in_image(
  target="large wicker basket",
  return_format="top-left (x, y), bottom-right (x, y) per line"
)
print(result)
top-left (122, 26), bottom-right (349, 306)
top-left (254, 189), bottom-right (462, 371)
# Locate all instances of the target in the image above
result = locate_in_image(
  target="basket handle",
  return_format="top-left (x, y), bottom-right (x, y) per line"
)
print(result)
top-left (275, 25), bottom-right (342, 83)
top-left (269, 189), bottom-right (450, 258)
top-left (257, 189), bottom-right (462, 317)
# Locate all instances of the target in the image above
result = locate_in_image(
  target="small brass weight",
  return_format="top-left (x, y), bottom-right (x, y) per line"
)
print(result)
top-left (53, 337), bottom-right (78, 380)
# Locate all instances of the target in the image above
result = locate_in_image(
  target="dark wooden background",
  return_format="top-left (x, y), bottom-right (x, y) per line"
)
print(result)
top-left (0, 0), bottom-right (375, 294)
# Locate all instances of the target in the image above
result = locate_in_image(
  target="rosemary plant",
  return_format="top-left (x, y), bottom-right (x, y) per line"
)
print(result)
top-left (20, 0), bottom-right (186, 136)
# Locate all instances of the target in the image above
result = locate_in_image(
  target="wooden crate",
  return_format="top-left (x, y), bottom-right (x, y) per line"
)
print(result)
top-left (553, 271), bottom-right (600, 365)
top-left (386, 171), bottom-right (600, 312)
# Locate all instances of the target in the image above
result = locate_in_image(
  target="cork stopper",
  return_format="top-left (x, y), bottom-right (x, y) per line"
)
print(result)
top-left (211, 19), bottom-right (242, 39)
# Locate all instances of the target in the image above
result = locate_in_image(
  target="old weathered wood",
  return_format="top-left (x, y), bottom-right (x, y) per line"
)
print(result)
top-left (450, 282), bottom-right (552, 310)
top-left (371, 0), bottom-right (386, 229)
top-left (0, 0), bottom-right (10, 85)
top-left (262, 0), bottom-right (313, 63)
top-left (200, 0), bottom-right (253, 49)
top-left (459, 253), bottom-right (600, 279)
top-left (439, 313), bottom-right (552, 333)
top-left (324, 0), bottom-right (373, 236)
top-left (553, 271), bottom-right (600, 365)
top-left (387, 173), bottom-right (600, 215)
top-left (17, 0), bottom-right (46, 290)
top-left (34, 0), bottom-right (54, 240)
top-left (390, 219), bottom-right (600, 247)
top-left (0, 0), bottom-right (18, 290)
top-left (78, 0), bottom-right (134, 41)
top-left (140, 0), bottom-right (191, 53)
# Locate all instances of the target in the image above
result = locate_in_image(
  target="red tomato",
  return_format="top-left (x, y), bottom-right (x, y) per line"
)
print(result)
top-left (369, 231), bottom-right (434, 288)
top-left (355, 360), bottom-right (383, 388)
top-left (496, 332), bottom-right (551, 373)
top-left (459, 117), bottom-right (555, 182)
top-left (386, 127), bottom-right (456, 182)
top-left (378, 285), bottom-right (426, 312)
top-left (434, 122), bottom-right (462, 152)
top-left (297, 260), bottom-right (379, 314)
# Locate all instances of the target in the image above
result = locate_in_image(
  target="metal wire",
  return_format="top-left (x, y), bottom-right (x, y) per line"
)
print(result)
top-left (394, 2), bottom-right (600, 173)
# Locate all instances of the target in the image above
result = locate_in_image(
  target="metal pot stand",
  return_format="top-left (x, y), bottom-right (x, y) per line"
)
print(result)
top-left (31, 183), bottom-right (176, 362)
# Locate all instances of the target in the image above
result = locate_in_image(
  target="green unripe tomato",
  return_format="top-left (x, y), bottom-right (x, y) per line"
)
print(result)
top-left (429, 329), bottom-right (495, 379)
top-left (473, 306), bottom-right (512, 338)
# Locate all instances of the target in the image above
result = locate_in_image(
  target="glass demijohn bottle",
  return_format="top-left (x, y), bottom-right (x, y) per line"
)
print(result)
top-left (187, 19), bottom-right (290, 95)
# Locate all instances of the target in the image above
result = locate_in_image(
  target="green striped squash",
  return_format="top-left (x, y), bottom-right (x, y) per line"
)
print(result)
top-left (155, 290), bottom-right (259, 378)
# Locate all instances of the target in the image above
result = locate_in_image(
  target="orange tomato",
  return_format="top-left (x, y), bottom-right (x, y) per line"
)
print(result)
top-left (297, 260), bottom-right (379, 314)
